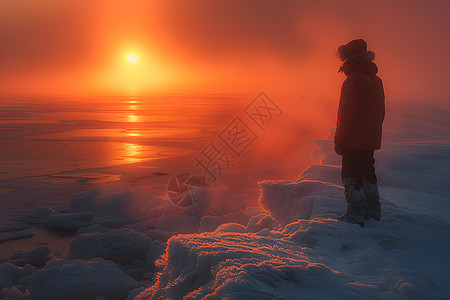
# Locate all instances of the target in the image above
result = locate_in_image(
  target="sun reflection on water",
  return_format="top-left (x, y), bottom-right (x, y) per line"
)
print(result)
top-left (126, 131), bottom-right (140, 137)
top-left (127, 114), bottom-right (139, 122)
top-left (123, 143), bottom-right (143, 163)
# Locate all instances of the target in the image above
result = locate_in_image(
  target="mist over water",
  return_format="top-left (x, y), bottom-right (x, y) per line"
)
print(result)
top-left (0, 93), bottom-right (328, 228)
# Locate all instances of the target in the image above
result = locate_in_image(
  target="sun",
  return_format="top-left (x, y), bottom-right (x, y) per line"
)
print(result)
top-left (127, 53), bottom-right (138, 64)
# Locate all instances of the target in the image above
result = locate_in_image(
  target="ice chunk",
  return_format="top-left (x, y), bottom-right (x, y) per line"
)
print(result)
top-left (144, 240), bottom-right (166, 267)
top-left (69, 229), bottom-right (152, 265)
top-left (9, 246), bottom-right (53, 268)
top-left (70, 186), bottom-right (163, 223)
top-left (213, 223), bottom-right (246, 233)
top-left (0, 286), bottom-right (30, 299)
top-left (31, 207), bottom-right (58, 219)
top-left (297, 164), bottom-right (342, 186)
top-left (76, 224), bottom-right (108, 235)
top-left (28, 258), bottom-right (140, 300)
top-left (27, 212), bottom-right (54, 225)
top-left (245, 213), bottom-right (278, 233)
top-left (48, 212), bottom-right (94, 230)
top-left (244, 205), bottom-right (263, 217)
top-left (0, 221), bottom-right (27, 233)
top-left (0, 231), bottom-right (33, 243)
top-left (0, 263), bottom-right (36, 288)
top-left (70, 188), bottom-right (100, 212)
top-left (258, 179), bottom-right (344, 226)
top-left (200, 211), bottom-right (250, 232)
top-left (218, 211), bottom-right (250, 227)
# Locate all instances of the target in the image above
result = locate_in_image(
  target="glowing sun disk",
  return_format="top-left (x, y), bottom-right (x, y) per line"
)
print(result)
top-left (128, 53), bottom-right (138, 64)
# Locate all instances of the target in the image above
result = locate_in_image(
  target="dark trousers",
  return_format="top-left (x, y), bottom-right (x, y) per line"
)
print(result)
top-left (340, 150), bottom-right (381, 219)
top-left (341, 150), bottom-right (377, 185)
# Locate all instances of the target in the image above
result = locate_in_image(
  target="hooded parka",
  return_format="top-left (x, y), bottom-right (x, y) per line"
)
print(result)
top-left (334, 52), bottom-right (385, 151)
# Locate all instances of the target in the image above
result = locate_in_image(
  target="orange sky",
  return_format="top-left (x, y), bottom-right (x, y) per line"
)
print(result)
top-left (1, 0), bottom-right (450, 108)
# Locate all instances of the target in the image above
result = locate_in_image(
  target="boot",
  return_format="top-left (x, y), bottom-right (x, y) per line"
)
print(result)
top-left (337, 213), bottom-right (365, 228)
top-left (362, 178), bottom-right (381, 221)
top-left (338, 178), bottom-right (366, 227)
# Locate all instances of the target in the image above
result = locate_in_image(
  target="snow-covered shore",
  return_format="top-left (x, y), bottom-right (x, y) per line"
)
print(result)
top-left (1, 102), bottom-right (450, 299)
top-left (133, 138), bottom-right (450, 299)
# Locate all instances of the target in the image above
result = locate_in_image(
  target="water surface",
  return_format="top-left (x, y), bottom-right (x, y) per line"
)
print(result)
top-left (0, 94), bottom-right (243, 222)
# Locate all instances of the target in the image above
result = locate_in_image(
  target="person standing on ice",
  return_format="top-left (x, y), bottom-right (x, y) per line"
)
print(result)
top-left (334, 39), bottom-right (385, 227)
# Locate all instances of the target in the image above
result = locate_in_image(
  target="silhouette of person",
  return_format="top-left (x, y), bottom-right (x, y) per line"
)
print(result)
top-left (334, 39), bottom-right (385, 227)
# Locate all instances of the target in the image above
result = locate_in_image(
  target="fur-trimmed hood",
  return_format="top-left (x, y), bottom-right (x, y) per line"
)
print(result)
top-left (339, 50), bottom-right (376, 75)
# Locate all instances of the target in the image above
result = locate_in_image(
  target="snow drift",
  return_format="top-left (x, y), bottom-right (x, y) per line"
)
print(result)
top-left (1, 101), bottom-right (449, 299)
